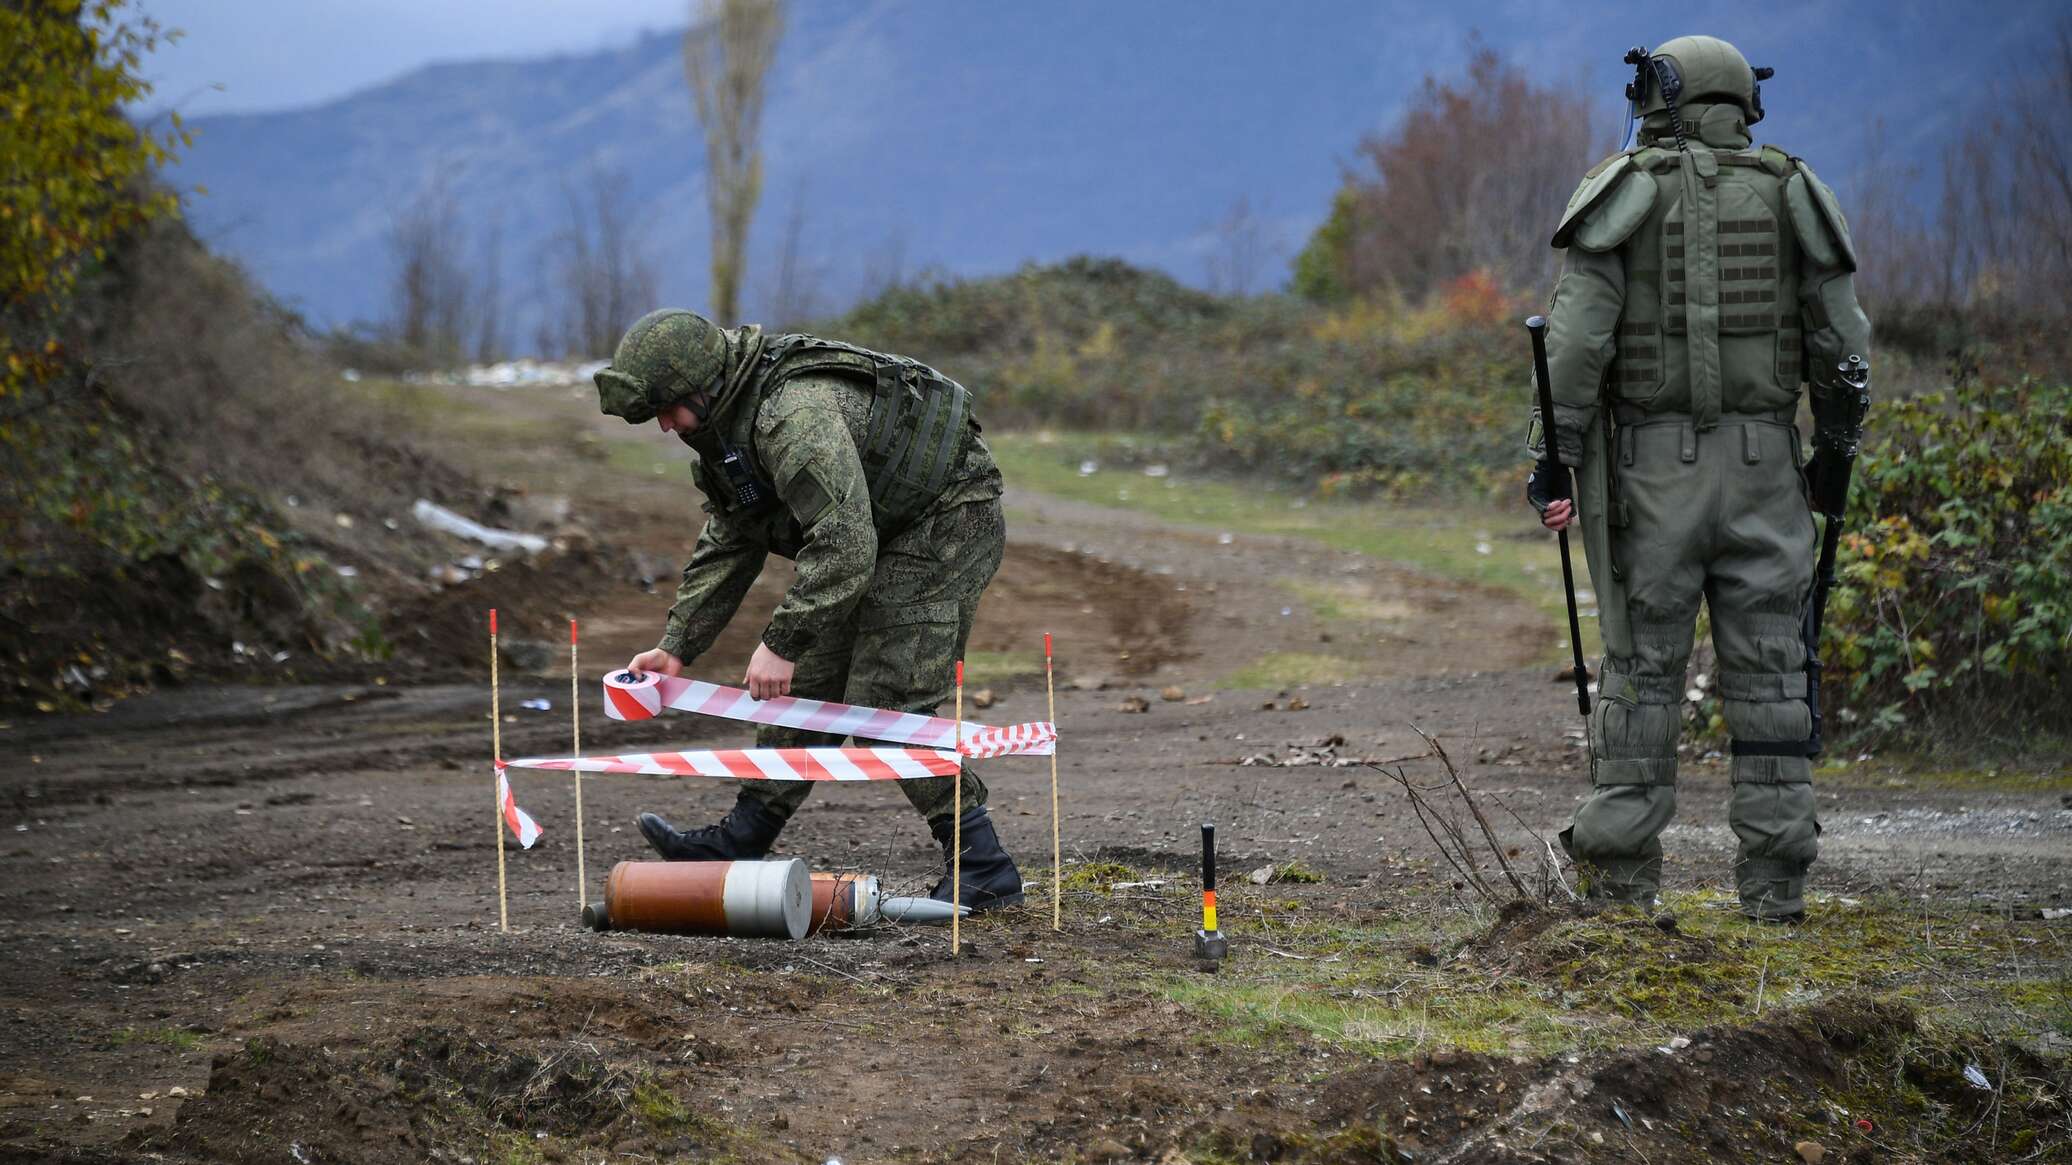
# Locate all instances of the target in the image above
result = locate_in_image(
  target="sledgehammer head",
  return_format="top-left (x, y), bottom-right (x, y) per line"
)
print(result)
top-left (1193, 928), bottom-right (1229, 969)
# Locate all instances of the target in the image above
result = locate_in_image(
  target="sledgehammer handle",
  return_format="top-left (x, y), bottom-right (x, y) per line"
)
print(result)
top-left (1527, 315), bottom-right (1593, 717)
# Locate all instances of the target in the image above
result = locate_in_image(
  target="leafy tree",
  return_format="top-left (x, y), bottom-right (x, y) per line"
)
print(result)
top-left (1, 0), bottom-right (187, 398)
top-left (1290, 186), bottom-right (1356, 304)
top-left (1293, 41), bottom-right (1598, 304)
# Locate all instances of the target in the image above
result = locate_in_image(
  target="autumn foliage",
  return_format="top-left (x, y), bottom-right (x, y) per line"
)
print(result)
top-left (1292, 43), bottom-right (1602, 305)
top-left (1, 0), bottom-right (188, 397)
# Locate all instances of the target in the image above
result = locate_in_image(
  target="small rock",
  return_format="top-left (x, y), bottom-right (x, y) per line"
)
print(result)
top-left (1160, 686), bottom-right (1186, 702)
top-left (972, 688), bottom-right (997, 709)
top-left (1069, 675), bottom-right (1106, 692)
top-left (1118, 695), bottom-right (1150, 713)
top-left (1248, 865), bottom-right (1275, 886)
top-left (1794, 1141), bottom-right (1825, 1164)
top-left (500, 638), bottom-right (554, 673)
top-left (1087, 1137), bottom-right (1131, 1162)
top-left (1286, 695), bottom-right (1310, 711)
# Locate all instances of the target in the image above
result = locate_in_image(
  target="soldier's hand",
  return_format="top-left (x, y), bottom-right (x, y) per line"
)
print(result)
top-left (745, 642), bottom-right (795, 701)
top-left (1526, 457), bottom-right (1574, 530)
top-left (626, 648), bottom-right (683, 679)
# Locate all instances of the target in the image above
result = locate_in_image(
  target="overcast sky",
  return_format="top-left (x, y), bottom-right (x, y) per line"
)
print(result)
top-left (138, 0), bottom-right (693, 116)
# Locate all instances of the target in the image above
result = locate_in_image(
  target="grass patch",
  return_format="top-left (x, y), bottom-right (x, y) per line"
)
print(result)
top-left (962, 649), bottom-right (1042, 685)
top-left (1263, 860), bottom-right (1326, 884)
top-left (1814, 759), bottom-right (2072, 793)
top-left (1220, 651), bottom-right (1360, 689)
top-left (112, 1026), bottom-right (205, 1051)
top-left (1059, 860), bottom-right (1144, 893)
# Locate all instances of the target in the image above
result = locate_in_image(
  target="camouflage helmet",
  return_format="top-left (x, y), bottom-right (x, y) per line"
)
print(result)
top-left (1634, 36), bottom-right (1772, 125)
top-left (593, 308), bottom-right (728, 424)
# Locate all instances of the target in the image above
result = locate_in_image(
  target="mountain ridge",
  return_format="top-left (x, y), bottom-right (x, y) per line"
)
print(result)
top-left (162, 0), bottom-right (2058, 350)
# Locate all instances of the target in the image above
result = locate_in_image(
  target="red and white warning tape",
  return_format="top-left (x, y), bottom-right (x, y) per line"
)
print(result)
top-left (497, 769), bottom-right (542, 848)
top-left (600, 673), bottom-right (1055, 757)
top-left (504, 746), bottom-right (961, 782)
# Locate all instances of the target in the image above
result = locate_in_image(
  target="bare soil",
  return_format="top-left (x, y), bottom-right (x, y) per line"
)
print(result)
top-left (2, 377), bottom-right (2065, 1163)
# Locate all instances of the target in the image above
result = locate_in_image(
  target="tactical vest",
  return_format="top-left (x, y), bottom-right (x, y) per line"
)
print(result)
top-left (692, 335), bottom-right (978, 534)
top-left (1612, 145), bottom-right (1804, 424)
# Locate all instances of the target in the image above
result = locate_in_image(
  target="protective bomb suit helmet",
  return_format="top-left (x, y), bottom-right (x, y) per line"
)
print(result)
top-left (1626, 35), bottom-right (1773, 125)
top-left (594, 308), bottom-right (729, 425)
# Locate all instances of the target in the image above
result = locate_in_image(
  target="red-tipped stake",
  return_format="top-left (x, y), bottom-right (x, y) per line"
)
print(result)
top-left (490, 609), bottom-right (508, 933)
top-left (570, 618), bottom-right (586, 911)
top-left (952, 659), bottom-right (965, 957)
top-left (1045, 632), bottom-right (1061, 931)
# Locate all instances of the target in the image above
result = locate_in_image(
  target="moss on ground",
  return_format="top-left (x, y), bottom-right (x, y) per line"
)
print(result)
top-left (1149, 891), bottom-right (2067, 1060)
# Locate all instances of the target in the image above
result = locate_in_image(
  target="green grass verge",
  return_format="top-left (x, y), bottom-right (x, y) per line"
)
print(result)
top-left (991, 432), bottom-right (1599, 658)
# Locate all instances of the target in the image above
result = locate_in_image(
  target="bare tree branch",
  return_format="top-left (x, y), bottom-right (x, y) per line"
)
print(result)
top-left (683, 0), bottom-right (783, 325)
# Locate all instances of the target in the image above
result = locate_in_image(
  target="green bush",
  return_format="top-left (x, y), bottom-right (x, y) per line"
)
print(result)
top-left (827, 259), bottom-right (1532, 496)
top-left (1825, 378), bottom-right (2072, 747)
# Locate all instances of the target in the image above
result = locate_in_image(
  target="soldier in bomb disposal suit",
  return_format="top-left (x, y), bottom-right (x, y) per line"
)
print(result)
top-left (594, 309), bottom-right (1023, 910)
top-left (1528, 36), bottom-right (1872, 922)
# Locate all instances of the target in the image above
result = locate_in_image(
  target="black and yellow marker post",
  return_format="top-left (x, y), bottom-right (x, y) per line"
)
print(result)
top-left (1193, 822), bottom-right (1228, 969)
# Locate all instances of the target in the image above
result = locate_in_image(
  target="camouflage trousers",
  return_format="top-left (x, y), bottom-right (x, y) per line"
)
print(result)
top-left (1560, 415), bottom-right (1821, 919)
top-left (743, 497), bottom-right (1005, 826)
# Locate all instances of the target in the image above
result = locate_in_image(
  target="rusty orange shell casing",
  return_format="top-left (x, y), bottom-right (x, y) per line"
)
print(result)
top-left (600, 859), bottom-right (809, 939)
top-left (805, 871), bottom-right (882, 935)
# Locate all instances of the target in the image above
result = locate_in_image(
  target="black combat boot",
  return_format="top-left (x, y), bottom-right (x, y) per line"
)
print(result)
top-left (637, 791), bottom-right (785, 861)
top-left (929, 806), bottom-right (1025, 911)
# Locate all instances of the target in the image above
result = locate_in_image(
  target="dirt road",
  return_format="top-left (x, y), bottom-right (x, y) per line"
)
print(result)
top-left (3, 377), bottom-right (2065, 1163)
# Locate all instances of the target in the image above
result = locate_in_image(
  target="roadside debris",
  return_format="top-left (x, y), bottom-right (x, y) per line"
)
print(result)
top-left (412, 498), bottom-right (547, 554)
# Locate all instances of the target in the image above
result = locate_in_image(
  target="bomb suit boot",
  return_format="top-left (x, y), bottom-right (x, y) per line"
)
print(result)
top-left (637, 790), bottom-right (786, 861)
top-left (1534, 35), bottom-right (1871, 922)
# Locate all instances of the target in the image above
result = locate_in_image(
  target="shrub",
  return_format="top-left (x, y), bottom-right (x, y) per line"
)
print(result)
top-left (1825, 378), bottom-right (2072, 748)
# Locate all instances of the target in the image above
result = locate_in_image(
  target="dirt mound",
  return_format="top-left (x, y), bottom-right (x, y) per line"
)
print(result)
top-left (378, 544), bottom-right (652, 682)
top-left (133, 1028), bottom-right (727, 1165)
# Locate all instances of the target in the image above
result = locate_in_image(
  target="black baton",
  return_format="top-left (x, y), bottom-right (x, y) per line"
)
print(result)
top-left (1527, 315), bottom-right (1592, 717)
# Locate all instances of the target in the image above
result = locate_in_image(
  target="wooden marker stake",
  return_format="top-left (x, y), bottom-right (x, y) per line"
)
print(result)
top-left (570, 618), bottom-right (586, 911)
top-left (951, 659), bottom-right (965, 957)
top-left (490, 609), bottom-right (508, 933)
top-left (1045, 632), bottom-right (1062, 931)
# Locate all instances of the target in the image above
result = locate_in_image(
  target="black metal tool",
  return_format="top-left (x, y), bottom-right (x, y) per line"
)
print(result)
top-left (1801, 354), bottom-right (1872, 757)
top-left (1193, 823), bottom-right (1227, 967)
top-left (1527, 315), bottom-right (1593, 717)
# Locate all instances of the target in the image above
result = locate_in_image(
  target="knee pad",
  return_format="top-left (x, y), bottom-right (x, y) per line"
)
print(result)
top-left (1721, 669), bottom-right (1813, 784)
top-left (1590, 667), bottom-right (1683, 787)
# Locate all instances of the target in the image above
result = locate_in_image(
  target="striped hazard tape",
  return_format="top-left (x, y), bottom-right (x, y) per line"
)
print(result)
top-left (600, 672), bottom-right (1055, 757)
top-left (503, 746), bottom-right (962, 782)
top-left (496, 769), bottom-right (542, 847)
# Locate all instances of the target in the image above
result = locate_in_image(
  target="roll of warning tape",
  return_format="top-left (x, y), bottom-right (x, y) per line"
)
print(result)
top-left (603, 670), bottom-right (664, 720)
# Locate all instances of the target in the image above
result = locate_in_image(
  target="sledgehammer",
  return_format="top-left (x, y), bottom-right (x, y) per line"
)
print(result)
top-left (1193, 823), bottom-right (1228, 969)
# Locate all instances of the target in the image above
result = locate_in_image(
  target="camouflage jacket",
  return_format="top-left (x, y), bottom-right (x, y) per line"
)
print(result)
top-left (657, 367), bottom-right (1001, 665)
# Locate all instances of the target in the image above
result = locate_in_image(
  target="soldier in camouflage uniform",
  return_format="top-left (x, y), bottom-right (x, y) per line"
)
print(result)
top-left (595, 308), bottom-right (1024, 910)
top-left (1528, 36), bottom-right (1871, 921)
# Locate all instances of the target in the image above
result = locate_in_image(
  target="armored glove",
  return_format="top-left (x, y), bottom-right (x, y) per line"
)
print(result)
top-left (1525, 457), bottom-right (1573, 516)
